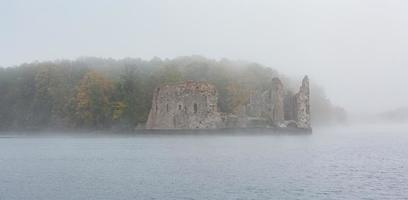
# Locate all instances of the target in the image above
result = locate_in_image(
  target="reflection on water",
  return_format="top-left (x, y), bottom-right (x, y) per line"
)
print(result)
top-left (0, 126), bottom-right (407, 200)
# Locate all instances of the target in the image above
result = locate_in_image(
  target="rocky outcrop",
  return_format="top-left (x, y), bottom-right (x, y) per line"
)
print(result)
top-left (146, 81), bottom-right (223, 129)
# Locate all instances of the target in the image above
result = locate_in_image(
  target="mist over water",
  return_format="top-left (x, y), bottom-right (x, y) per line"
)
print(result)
top-left (2, 0), bottom-right (408, 115)
top-left (1, 0), bottom-right (408, 199)
top-left (1, 125), bottom-right (408, 200)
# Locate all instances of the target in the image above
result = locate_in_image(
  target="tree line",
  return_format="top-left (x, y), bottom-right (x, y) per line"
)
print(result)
top-left (0, 56), bottom-right (346, 131)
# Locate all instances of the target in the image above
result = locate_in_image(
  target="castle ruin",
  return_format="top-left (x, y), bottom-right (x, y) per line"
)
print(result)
top-left (146, 76), bottom-right (311, 130)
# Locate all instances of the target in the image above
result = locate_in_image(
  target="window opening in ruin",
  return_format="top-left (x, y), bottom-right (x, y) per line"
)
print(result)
top-left (194, 103), bottom-right (198, 113)
top-left (166, 104), bottom-right (169, 112)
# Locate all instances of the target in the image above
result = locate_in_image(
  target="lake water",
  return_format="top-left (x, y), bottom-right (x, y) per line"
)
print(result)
top-left (1, 125), bottom-right (408, 200)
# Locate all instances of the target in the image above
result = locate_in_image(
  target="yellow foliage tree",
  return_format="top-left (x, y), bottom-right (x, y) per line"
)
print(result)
top-left (75, 70), bottom-right (114, 127)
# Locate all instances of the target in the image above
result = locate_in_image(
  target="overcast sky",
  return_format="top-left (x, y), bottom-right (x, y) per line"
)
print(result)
top-left (1, 0), bottom-right (407, 114)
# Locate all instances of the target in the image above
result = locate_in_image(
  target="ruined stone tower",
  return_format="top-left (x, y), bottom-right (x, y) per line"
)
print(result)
top-left (294, 76), bottom-right (311, 129)
top-left (146, 81), bottom-right (222, 129)
top-left (282, 76), bottom-right (311, 129)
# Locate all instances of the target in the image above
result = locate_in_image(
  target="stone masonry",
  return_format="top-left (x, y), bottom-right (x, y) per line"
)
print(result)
top-left (146, 81), bottom-right (223, 129)
top-left (146, 76), bottom-right (311, 130)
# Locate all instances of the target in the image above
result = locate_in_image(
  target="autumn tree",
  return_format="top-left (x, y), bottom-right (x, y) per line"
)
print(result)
top-left (0, 56), bottom-right (346, 131)
top-left (73, 70), bottom-right (114, 128)
top-left (113, 65), bottom-right (151, 127)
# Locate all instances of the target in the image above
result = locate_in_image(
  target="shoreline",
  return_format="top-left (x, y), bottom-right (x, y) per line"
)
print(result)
top-left (0, 127), bottom-right (312, 137)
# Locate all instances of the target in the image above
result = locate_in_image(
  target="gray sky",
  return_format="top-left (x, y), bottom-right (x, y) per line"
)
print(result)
top-left (1, 0), bottom-right (407, 114)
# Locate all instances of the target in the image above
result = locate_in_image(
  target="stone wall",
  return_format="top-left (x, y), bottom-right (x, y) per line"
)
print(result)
top-left (146, 81), bottom-right (223, 129)
top-left (240, 77), bottom-right (285, 126)
top-left (239, 76), bottom-right (311, 129)
top-left (280, 76), bottom-right (311, 129)
top-left (269, 77), bottom-right (285, 122)
top-left (146, 76), bottom-right (311, 130)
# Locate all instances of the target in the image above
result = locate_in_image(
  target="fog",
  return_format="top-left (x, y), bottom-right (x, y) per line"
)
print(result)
top-left (1, 0), bottom-right (408, 116)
